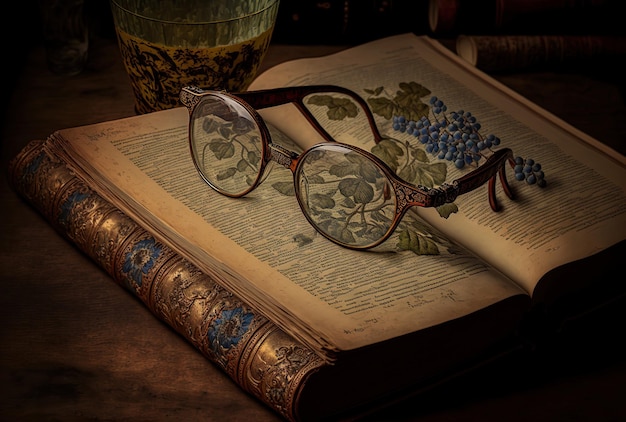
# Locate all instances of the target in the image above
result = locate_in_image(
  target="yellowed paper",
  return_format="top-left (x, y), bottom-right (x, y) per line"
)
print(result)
top-left (48, 34), bottom-right (626, 360)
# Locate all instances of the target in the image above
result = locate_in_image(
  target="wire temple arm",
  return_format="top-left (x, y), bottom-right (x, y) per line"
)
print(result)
top-left (236, 85), bottom-right (385, 144)
top-left (453, 148), bottom-right (515, 211)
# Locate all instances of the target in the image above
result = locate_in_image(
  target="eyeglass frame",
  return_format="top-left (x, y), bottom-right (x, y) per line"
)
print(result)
top-left (180, 84), bottom-right (515, 250)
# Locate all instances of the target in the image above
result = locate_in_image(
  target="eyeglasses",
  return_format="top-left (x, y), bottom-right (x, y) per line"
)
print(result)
top-left (180, 85), bottom-right (514, 250)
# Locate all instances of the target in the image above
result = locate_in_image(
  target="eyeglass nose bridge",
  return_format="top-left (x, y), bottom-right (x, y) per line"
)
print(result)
top-left (269, 143), bottom-right (298, 171)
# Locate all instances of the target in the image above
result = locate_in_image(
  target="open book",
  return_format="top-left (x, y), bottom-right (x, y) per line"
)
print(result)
top-left (9, 34), bottom-right (626, 421)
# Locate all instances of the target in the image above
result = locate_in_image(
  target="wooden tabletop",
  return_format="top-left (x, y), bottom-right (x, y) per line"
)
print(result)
top-left (1, 34), bottom-right (625, 421)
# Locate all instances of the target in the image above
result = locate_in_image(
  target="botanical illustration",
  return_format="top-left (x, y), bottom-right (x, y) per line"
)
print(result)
top-left (194, 82), bottom-right (546, 254)
top-left (289, 82), bottom-right (546, 253)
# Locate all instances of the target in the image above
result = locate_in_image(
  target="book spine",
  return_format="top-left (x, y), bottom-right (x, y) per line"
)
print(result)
top-left (428, 0), bottom-right (616, 35)
top-left (8, 139), bottom-right (325, 422)
top-left (493, 0), bottom-right (611, 28)
top-left (455, 35), bottom-right (626, 72)
top-left (272, 0), bottom-right (427, 44)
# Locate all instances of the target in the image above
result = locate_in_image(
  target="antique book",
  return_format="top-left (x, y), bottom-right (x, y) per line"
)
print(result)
top-left (8, 34), bottom-right (626, 421)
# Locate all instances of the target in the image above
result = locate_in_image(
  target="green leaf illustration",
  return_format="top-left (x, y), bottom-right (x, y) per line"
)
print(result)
top-left (218, 125), bottom-right (233, 139)
top-left (209, 139), bottom-right (235, 159)
top-left (310, 193), bottom-right (335, 209)
top-left (410, 146), bottom-right (429, 163)
top-left (399, 161), bottom-right (447, 188)
top-left (366, 81), bottom-right (431, 122)
top-left (367, 96), bottom-right (399, 120)
top-left (336, 227), bottom-right (357, 244)
top-left (232, 116), bottom-right (255, 134)
top-left (247, 150), bottom-right (261, 166)
top-left (397, 81), bottom-right (431, 100)
top-left (293, 233), bottom-right (313, 246)
top-left (202, 117), bottom-right (222, 134)
top-left (236, 159), bottom-right (249, 172)
top-left (307, 95), bottom-right (359, 120)
top-left (371, 139), bottom-right (404, 172)
top-left (329, 160), bottom-right (360, 178)
top-left (396, 229), bottom-right (440, 255)
top-left (271, 181), bottom-right (295, 196)
top-left (338, 177), bottom-right (374, 204)
top-left (216, 167), bottom-right (237, 181)
top-left (436, 202), bottom-right (458, 218)
top-left (364, 86), bottom-right (384, 96)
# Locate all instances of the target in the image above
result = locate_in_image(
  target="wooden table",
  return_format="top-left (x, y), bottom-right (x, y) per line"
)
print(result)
top-left (2, 34), bottom-right (625, 421)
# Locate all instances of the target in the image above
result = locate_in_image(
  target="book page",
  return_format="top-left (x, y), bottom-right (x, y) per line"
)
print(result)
top-left (50, 105), bottom-right (527, 359)
top-left (249, 34), bottom-right (626, 297)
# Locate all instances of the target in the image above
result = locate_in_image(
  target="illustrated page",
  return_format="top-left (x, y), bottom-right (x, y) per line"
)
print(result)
top-left (250, 34), bottom-right (626, 297)
top-left (51, 102), bottom-right (527, 357)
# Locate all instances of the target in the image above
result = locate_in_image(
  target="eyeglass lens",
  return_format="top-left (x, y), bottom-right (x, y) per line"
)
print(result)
top-left (296, 143), bottom-right (398, 248)
top-left (189, 92), bottom-right (400, 248)
top-left (189, 93), bottom-right (266, 197)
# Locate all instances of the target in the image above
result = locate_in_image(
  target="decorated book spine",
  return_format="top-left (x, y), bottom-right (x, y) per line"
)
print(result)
top-left (428, 0), bottom-right (615, 36)
top-left (8, 139), bottom-right (324, 422)
top-left (455, 35), bottom-right (626, 72)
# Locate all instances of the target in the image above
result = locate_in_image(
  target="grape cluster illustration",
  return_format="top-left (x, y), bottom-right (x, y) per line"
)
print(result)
top-left (288, 82), bottom-right (549, 254)
top-left (512, 156), bottom-right (546, 187)
top-left (391, 95), bottom-right (547, 187)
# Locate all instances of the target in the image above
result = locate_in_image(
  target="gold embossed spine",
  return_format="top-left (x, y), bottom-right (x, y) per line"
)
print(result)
top-left (8, 139), bottom-right (325, 422)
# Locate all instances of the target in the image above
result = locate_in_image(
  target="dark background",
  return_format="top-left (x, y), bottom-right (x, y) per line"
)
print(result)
top-left (1, 1), bottom-right (625, 421)
top-left (4, 0), bottom-right (626, 125)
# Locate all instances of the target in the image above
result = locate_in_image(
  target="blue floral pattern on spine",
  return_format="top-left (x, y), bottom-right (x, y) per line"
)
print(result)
top-left (58, 191), bottom-right (90, 228)
top-left (208, 307), bottom-right (254, 357)
top-left (24, 151), bottom-right (44, 176)
top-left (122, 238), bottom-right (162, 291)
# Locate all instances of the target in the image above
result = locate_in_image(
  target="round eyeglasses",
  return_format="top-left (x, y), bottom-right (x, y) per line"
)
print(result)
top-left (180, 85), bottom-right (514, 250)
